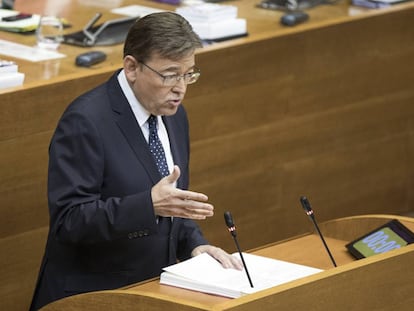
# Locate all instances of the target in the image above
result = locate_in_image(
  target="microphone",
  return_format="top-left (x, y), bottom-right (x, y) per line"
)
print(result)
top-left (299, 196), bottom-right (337, 267)
top-left (224, 211), bottom-right (254, 287)
top-left (224, 211), bottom-right (236, 237)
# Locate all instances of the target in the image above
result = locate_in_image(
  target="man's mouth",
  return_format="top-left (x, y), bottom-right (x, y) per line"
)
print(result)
top-left (168, 99), bottom-right (182, 106)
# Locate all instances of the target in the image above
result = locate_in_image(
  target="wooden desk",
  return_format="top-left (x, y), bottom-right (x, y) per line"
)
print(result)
top-left (40, 215), bottom-right (414, 311)
top-left (1, 1), bottom-right (414, 310)
top-left (0, 1), bottom-right (411, 86)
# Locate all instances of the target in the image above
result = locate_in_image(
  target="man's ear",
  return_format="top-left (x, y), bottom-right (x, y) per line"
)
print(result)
top-left (123, 55), bottom-right (139, 82)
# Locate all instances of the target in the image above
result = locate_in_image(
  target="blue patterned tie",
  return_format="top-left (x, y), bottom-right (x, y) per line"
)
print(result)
top-left (148, 115), bottom-right (171, 231)
top-left (148, 115), bottom-right (170, 177)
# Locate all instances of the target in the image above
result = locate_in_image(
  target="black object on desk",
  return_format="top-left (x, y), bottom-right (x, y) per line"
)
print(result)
top-left (75, 51), bottom-right (107, 67)
top-left (280, 11), bottom-right (309, 26)
top-left (256, 0), bottom-right (339, 11)
top-left (63, 13), bottom-right (138, 47)
top-left (1, 13), bottom-right (32, 22)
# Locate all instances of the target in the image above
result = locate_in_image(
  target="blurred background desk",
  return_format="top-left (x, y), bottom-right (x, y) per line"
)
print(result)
top-left (1, 1), bottom-right (414, 310)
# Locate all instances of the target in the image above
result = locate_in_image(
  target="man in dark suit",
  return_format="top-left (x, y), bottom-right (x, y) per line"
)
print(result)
top-left (30, 12), bottom-right (242, 310)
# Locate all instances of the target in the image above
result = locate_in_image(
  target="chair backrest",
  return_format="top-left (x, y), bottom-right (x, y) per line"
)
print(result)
top-left (0, 227), bottom-right (48, 311)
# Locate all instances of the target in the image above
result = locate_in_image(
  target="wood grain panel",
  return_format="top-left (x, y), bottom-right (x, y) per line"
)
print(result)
top-left (191, 94), bottom-right (414, 249)
top-left (180, 7), bottom-right (414, 250)
top-left (0, 73), bottom-right (113, 238)
top-left (1, 1), bottom-right (414, 310)
top-left (0, 227), bottom-right (48, 311)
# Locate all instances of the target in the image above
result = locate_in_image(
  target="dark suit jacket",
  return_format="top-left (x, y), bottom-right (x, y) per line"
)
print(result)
top-left (30, 71), bottom-right (208, 310)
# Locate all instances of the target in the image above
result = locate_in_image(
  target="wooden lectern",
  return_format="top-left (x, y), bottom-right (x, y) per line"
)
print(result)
top-left (41, 215), bottom-right (414, 311)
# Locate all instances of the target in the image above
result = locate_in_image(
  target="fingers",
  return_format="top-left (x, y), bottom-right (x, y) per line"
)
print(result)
top-left (162, 166), bottom-right (208, 202)
top-left (177, 188), bottom-right (209, 203)
top-left (151, 166), bottom-right (214, 219)
top-left (209, 247), bottom-right (243, 270)
top-left (180, 189), bottom-right (213, 218)
top-left (157, 198), bottom-right (213, 219)
top-left (192, 245), bottom-right (243, 270)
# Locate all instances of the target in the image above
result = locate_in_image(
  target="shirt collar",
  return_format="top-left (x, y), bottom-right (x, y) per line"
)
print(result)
top-left (117, 69), bottom-right (150, 128)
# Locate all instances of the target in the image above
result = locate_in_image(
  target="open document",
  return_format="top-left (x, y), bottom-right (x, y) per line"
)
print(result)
top-left (160, 252), bottom-right (323, 298)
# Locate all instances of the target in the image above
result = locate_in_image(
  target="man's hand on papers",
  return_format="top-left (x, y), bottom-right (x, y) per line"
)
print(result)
top-left (191, 245), bottom-right (243, 270)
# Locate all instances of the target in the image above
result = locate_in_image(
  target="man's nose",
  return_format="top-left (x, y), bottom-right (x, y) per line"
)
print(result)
top-left (172, 77), bottom-right (187, 93)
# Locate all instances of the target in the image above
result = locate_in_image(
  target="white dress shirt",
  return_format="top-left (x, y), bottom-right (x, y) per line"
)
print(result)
top-left (117, 70), bottom-right (175, 175)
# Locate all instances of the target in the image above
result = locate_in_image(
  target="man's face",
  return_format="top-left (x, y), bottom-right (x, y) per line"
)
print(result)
top-left (124, 52), bottom-right (197, 116)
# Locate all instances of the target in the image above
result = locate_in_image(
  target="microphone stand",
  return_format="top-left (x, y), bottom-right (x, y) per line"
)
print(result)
top-left (300, 197), bottom-right (337, 267)
top-left (224, 212), bottom-right (254, 288)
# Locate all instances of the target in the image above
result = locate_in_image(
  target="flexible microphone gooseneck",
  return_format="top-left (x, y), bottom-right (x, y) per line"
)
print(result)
top-left (224, 211), bottom-right (254, 288)
top-left (299, 196), bottom-right (337, 267)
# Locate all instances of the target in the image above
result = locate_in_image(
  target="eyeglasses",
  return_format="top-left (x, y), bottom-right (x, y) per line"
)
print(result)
top-left (139, 61), bottom-right (201, 86)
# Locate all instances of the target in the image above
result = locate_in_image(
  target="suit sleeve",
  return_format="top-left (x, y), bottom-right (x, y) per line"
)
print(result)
top-left (48, 109), bottom-right (158, 244)
top-left (176, 218), bottom-right (209, 261)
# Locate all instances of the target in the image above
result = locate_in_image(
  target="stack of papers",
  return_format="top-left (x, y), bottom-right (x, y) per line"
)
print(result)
top-left (110, 3), bottom-right (247, 42)
top-left (176, 4), bottom-right (247, 41)
top-left (0, 60), bottom-right (24, 89)
top-left (160, 252), bottom-right (323, 298)
top-left (110, 4), bottom-right (164, 17)
top-left (0, 9), bottom-right (40, 33)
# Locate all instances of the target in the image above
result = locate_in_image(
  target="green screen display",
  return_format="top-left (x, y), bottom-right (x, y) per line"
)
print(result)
top-left (353, 227), bottom-right (408, 257)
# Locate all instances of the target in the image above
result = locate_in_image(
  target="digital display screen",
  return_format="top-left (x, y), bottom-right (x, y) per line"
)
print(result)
top-left (346, 219), bottom-right (414, 259)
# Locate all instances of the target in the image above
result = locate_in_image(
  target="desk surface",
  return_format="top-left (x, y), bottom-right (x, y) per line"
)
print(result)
top-left (40, 215), bottom-right (414, 311)
top-left (1, 0), bottom-right (412, 89)
top-left (122, 214), bottom-right (414, 308)
top-left (115, 215), bottom-right (414, 309)
top-left (121, 235), bottom-right (352, 307)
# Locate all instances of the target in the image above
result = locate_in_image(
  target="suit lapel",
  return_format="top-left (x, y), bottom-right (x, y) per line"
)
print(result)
top-left (106, 73), bottom-right (160, 184)
top-left (107, 73), bottom-right (188, 233)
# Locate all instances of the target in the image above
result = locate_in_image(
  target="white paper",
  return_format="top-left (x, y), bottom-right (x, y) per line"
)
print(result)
top-left (189, 18), bottom-right (247, 40)
top-left (176, 4), bottom-right (238, 23)
top-left (160, 252), bottom-right (323, 298)
top-left (0, 72), bottom-right (24, 89)
top-left (0, 39), bottom-right (65, 62)
top-left (0, 61), bottom-right (18, 73)
top-left (111, 5), bottom-right (165, 17)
